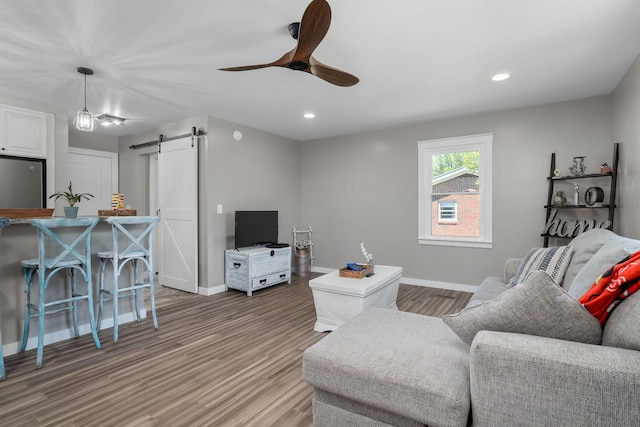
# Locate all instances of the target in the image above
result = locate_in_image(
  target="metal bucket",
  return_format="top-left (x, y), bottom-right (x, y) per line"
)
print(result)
top-left (294, 248), bottom-right (311, 277)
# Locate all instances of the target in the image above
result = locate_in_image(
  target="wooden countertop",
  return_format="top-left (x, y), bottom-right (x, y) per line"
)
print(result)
top-left (9, 216), bottom-right (123, 225)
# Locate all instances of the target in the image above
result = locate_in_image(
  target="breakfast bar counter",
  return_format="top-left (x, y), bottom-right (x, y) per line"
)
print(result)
top-left (0, 216), bottom-right (148, 357)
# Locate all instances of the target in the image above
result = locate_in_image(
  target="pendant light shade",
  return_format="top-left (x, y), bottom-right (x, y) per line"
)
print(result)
top-left (74, 108), bottom-right (96, 132)
top-left (74, 67), bottom-right (96, 132)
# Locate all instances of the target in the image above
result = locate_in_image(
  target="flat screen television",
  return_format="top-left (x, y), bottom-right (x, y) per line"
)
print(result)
top-left (234, 210), bottom-right (278, 248)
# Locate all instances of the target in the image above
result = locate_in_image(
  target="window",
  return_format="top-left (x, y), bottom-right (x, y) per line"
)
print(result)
top-left (438, 201), bottom-right (457, 221)
top-left (417, 133), bottom-right (493, 248)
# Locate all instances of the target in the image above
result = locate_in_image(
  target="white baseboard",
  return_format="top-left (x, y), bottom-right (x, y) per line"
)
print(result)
top-left (312, 265), bottom-right (477, 293)
top-left (2, 310), bottom-right (145, 357)
top-left (199, 284), bottom-right (226, 296)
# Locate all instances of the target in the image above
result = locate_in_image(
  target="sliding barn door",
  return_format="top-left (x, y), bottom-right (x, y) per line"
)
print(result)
top-left (158, 136), bottom-right (198, 293)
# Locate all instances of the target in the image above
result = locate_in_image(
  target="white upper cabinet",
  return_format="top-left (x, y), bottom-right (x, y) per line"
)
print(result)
top-left (0, 104), bottom-right (49, 158)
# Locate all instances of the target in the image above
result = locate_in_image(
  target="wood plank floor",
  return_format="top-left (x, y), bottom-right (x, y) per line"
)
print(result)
top-left (0, 273), bottom-right (471, 426)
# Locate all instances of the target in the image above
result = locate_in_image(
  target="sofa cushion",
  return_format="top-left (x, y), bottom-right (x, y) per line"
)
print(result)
top-left (567, 237), bottom-right (640, 299)
top-left (467, 276), bottom-right (508, 307)
top-left (303, 308), bottom-right (470, 427)
top-left (443, 271), bottom-right (602, 345)
top-left (508, 246), bottom-right (573, 287)
top-left (562, 228), bottom-right (619, 290)
top-left (504, 257), bottom-right (523, 283)
top-left (602, 289), bottom-right (640, 351)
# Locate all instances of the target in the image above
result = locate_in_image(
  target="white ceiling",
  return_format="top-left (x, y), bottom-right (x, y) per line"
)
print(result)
top-left (1, 0), bottom-right (639, 142)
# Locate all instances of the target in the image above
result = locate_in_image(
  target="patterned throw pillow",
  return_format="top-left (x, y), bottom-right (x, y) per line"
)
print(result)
top-left (508, 246), bottom-right (574, 287)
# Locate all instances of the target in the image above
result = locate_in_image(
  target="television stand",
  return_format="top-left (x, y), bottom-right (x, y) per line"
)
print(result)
top-left (225, 245), bottom-right (292, 296)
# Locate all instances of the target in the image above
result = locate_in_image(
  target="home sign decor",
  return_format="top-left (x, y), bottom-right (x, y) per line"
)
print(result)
top-left (542, 209), bottom-right (611, 238)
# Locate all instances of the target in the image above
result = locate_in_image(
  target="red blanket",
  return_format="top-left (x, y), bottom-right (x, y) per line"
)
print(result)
top-left (578, 250), bottom-right (640, 325)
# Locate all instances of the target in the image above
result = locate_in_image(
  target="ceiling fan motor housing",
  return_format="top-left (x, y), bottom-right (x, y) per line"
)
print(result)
top-left (289, 60), bottom-right (309, 71)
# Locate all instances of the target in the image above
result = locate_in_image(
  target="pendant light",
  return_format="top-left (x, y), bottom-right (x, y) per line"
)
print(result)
top-left (73, 67), bottom-right (96, 132)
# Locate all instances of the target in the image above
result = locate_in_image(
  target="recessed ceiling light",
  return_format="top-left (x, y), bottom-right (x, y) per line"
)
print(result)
top-left (304, 112), bottom-right (316, 119)
top-left (492, 73), bottom-right (510, 82)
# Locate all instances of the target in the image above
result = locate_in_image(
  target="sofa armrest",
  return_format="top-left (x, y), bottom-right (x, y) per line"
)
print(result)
top-left (503, 258), bottom-right (522, 283)
top-left (470, 330), bottom-right (640, 427)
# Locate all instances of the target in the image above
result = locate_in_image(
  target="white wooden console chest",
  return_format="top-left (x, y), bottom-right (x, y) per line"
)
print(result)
top-left (225, 246), bottom-right (292, 296)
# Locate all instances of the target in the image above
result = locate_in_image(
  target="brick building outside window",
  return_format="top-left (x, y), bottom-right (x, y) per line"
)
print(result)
top-left (431, 167), bottom-right (479, 237)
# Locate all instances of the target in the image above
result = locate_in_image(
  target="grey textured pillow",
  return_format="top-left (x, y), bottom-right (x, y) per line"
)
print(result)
top-left (563, 229), bottom-right (618, 289)
top-left (602, 291), bottom-right (640, 351)
top-left (508, 246), bottom-right (574, 287)
top-left (443, 271), bottom-right (602, 345)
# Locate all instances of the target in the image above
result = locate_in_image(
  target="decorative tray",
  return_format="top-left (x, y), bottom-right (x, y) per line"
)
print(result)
top-left (98, 209), bottom-right (137, 217)
top-left (339, 264), bottom-right (374, 279)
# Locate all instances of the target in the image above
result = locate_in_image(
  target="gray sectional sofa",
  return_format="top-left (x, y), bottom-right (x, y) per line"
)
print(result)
top-left (302, 229), bottom-right (640, 426)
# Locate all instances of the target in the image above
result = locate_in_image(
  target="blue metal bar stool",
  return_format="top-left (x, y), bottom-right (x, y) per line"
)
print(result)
top-left (97, 216), bottom-right (159, 343)
top-left (19, 217), bottom-right (101, 369)
top-left (0, 217), bottom-right (10, 380)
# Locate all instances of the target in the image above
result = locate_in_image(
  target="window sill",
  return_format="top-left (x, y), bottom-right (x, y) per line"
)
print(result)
top-left (418, 238), bottom-right (492, 249)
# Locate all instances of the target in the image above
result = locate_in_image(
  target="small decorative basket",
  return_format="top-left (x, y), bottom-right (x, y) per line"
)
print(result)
top-left (339, 263), bottom-right (374, 279)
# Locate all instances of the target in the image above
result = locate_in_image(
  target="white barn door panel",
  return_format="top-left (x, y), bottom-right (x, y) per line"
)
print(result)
top-left (158, 136), bottom-right (198, 293)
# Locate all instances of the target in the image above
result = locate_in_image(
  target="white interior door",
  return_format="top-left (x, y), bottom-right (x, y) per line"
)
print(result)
top-left (67, 147), bottom-right (118, 216)
top-left (158, 136), bottom-right (198, 293)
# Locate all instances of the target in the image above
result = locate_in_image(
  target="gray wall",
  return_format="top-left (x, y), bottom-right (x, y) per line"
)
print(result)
top-left (117, 115), bottom-right (300, 291)
top-left (204, 116), bottom-right (300, 290)
top-left (69, 127), bottom-right (119, 152)
top-left (613, 54), bottom-right (640, 240)
top-left (300, 96), bottom-right (614, 286)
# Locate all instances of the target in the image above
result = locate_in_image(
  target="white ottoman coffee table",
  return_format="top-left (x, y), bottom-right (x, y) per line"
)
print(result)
top-left (309, 265), bottom-right (402, 332)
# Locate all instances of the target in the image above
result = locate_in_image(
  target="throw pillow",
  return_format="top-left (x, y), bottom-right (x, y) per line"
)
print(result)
top-left (602, 291), bottom-right (640, 351)
top-left (567, 238), bottom-right (640, 299)
top-left (578, 250), bottom-right (640, 325)
top-left (442, 271), bottom-right (602, 345)
top-left (508, 246), bottom-right (574, 287)
top-left (562, 229), bottom-right (618, 290)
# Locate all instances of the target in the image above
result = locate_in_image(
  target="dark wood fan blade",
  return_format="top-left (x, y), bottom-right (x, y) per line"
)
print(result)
top-left (219, 64), bottom-right (272, 72)
top-left (309, 56), bottom-right (359, 87)
top-left (294, 0), bottom-right (331, 61)
top-left (219, 49), bottom-right (296, 72)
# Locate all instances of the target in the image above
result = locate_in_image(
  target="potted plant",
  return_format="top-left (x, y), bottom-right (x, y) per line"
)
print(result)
top-left (49, 181), bottom-right (94, 218)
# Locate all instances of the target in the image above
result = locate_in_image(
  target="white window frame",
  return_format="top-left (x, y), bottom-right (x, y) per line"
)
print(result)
top-left (417, 133), bottom-right (493, 248)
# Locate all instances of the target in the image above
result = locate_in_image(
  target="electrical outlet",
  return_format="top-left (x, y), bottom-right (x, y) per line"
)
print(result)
top-left (217, 204), bottom-right (223, 214)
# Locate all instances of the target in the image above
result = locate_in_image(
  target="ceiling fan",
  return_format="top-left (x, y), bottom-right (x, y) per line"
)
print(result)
top-left (219, 0), bottom-right (359, 87)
